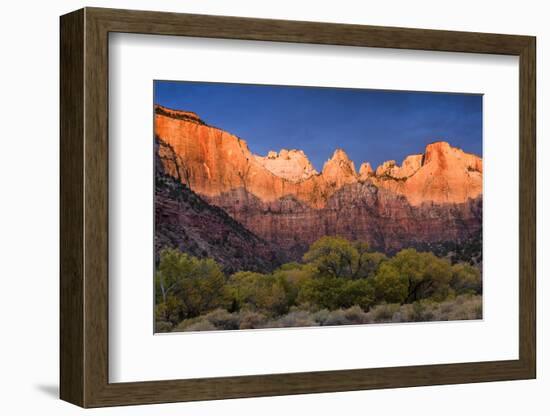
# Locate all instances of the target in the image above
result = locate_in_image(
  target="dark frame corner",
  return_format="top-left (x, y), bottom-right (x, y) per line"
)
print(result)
top-left (60, 7), bottom-right (536, 408)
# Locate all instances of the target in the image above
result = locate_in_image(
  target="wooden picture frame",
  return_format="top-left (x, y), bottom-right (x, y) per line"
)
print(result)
top-left (60, 7), bottom-right (536, 408)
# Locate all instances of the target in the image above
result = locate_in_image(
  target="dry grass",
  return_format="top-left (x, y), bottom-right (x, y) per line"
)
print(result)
top-left (168, 295), bottom-right (482, 332)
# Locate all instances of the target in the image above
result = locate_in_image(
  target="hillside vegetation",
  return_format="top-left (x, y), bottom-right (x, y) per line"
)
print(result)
top-left (155, 236), bottom-right (482, 332)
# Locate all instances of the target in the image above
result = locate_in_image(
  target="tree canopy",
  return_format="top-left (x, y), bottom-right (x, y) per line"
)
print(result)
top-left (155, 237), bottom-right (481, 331)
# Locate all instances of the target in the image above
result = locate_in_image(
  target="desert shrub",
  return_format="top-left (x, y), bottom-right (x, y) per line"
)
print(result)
top-left (288, 302), bottom-right (317, 313)
top-left (204, 308), bottom-right (239, 330)
top-left (390, 304), bottom-right (412, 323)
top-left (174, 315), bottom-right (220, 331)
top-left (366, 303), bottom-right (401, 323)
top-left (322, 310), bottom-right (350, 326)
top-left (404, 301), bottom-right (438, 322)
top-left (175, 310), bottom-right (268, 331)
top-left (154, 295), bottom-right (185, 325)
top-left (447, 308), bottom-right (471, 320)
top-left (472, 300), bottom-right (483, 318)
top-left (318, 306), bottom-right (369, 326)
top-left (173, 295), bottom-right (482, 331)
top-left (173, 316), bottom-right (202, 331)
top-left (272, 311), bottom-right (318, 328)
top-left (454, 295), bottom-right (466, 305)
top-left (445, 295), bottom-right (482, 320)
top-left (438, 298), bottom-right (455, 315)
top-left (184, 320), bottom-right (217, 332)
top-left (342, 305), bottom-right (368, 324)
top-left (390, 295), bottom-right (482, 323)
top-left (311, 308), bottom-right (331, 324)
top-left (238, 310), bottom-right (268, 329)
top-left (155, 321), bottom-right (173, 333)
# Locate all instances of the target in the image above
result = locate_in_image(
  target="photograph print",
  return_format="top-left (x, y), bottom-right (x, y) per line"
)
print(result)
top-left (154, 81), bottom-right (483, 333)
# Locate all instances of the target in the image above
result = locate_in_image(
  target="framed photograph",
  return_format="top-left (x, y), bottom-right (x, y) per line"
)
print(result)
top-left (60, 7), bottom-right (536, 408)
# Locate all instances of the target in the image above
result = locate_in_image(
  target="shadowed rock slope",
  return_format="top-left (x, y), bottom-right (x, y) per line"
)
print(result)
top-left (155, 138), bottom-right (283, 273)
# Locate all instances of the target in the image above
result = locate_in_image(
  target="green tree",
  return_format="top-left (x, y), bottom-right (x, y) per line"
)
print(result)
top-left (373, 263), bottom-right (408, 303)
top-left (338, 279), bottom-right (375, 310)
top-left (353, 247), bottom-right (387, 279)
top-left (226, 271), bottom-right (289, 315)
top-left (297, 276), bottom-right (347, 310)
top-left (303, 236), bottom-right (385, 279)
top-left (421, 253), bottom-right (453, 301)
top-left (271, 263), bottom-right (317, 308)
top-left (156, 248), bottom-right (193, 305)
top-left (297, 276), bottom-right (375, 311)
top-left (303, 236), bottom-right (358, 278)
top-left (379, 249), bottom-right (452, 303)
top-left (155, 248), bottom-right (226, 322)
top-left (451, 263), bottom-right (482, 295)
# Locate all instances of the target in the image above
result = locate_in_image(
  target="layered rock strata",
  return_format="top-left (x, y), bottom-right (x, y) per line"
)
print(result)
top-left (154, 105), bottom-right (482, 260)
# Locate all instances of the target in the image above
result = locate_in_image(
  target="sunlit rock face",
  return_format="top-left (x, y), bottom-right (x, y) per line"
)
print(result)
top-left (358, 162), bottom-right (374, 181)
top-left (254, 149), bottom-right (318, 182)
top-left (370, 141), bottom-right (482, 206)
top-left (155, 106), bottom-right (482, 257)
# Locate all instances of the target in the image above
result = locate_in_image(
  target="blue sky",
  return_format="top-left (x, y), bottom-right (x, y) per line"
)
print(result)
top-left (154, 81), bottom-right (482, 171)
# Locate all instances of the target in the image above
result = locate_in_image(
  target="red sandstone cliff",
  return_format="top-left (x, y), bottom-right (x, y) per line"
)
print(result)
top-left (154, 105), bottom-right (482, 257)
top-left (155, 105), bottom-right (482, 207)
top-left (155, 138), bottom-right (283, 272)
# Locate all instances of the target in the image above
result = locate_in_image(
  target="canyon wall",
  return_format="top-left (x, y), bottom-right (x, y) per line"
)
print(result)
top-left (155, 139), bottom-right (283, 272)
top-left (154, 105), bottom-right (483, 262)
